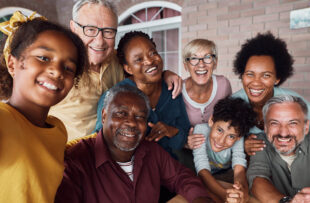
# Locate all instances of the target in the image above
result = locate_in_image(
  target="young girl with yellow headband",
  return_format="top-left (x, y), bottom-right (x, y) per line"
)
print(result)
top-left (0, 11), bottom-right (86, 202)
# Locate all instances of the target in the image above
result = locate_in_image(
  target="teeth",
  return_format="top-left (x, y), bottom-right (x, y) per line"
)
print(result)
top-left (195, 70), bottom-right (207, 75)
top-left (41, 82), bottom-right (57, 90)
top-left (120, 131), bottom-right (135, 138)
top-left (278, 137), bottom-right (291, 142)
top-left (250, 89), bottom-right (264, 94)
top-left (146, 67), bottom-right (157, 73)
top-left (90, 47), bottom-right (106, 51)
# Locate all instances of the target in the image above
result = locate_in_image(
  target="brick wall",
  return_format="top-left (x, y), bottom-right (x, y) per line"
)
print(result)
top-left (1, 0), bottom-right (310, 100)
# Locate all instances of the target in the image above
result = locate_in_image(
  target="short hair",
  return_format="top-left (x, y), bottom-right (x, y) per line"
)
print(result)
top-left (182, 38), bottom-right (217, 62)
top-left (262, 95), bottom-right (308, 122)
top-left (116, 31), bottom-right (156, 66)
top-left (0, 18), bottom-right (87, 100)
top-left (72, 0), bottom-right (117, 21)
top-left (233, 32), bottom-right (294, 86)
top-left (103, 85), bottom-right (151, 117)
top-left (212, 97), bottom-right (256, 137)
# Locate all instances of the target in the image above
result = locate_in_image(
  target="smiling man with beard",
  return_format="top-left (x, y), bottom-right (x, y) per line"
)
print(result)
top-left (55, 85), bottom-right (213, 203)
top-left (247, 95), bottom-right (310, 203)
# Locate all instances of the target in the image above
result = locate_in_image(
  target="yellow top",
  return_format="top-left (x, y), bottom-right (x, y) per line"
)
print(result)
top-left (49, 52), bottom-right (124, 141)
top-left (0, 102), bottom-right (67, 203)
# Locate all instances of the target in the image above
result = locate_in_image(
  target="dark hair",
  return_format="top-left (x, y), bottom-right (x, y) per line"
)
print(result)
top-left (212, 97), bottom-right (256, 137)
top-left (116, 31), bottom-right (156, 66)
top-left (103, 84), bottom-right (151, 117)
top-left (233, 32), bottom-right (294, 86)
top-left (0, 18), bottom-right (87, 100)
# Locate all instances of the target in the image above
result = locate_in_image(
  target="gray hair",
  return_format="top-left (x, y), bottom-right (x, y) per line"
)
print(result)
top-left (72, 0), bottom-right (117, 21)
top-left (263, 95), bottom-right (308, 122)
top-left (183, 38), bottom-right (218, 63)
top-left (103, 85), bottom-right (151, 117)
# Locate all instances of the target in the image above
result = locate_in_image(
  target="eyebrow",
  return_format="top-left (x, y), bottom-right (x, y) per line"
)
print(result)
top-left (36, 46), bottom-right (77, 64)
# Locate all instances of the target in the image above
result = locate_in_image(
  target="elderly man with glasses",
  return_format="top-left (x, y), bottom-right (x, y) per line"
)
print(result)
top-left (49, 0), bottom-right (181, 141)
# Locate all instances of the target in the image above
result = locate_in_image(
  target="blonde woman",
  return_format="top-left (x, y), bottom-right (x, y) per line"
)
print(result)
top-left (183, 39), bottom-right (232, 150)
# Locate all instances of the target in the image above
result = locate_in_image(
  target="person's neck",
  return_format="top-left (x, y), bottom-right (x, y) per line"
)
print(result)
top-left (185, 77), bottom-right (213, 103)
top-left (89, 63), bottom-right (102, 73)
top-left (110, 148), bottom-right (135, 163)
top-left (8, 97), bottom-right (50, 128)
top-left (133, 77), bottom-right (162, 109)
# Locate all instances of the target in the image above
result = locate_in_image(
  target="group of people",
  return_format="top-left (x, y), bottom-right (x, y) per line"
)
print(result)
top-left (0, 0), bottom-right (310, 203)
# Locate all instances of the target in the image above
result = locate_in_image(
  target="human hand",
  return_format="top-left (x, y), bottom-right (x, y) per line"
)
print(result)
top-left (226, 182), bottom-right (248, 203)
top-left (145, 122), bottom-right (179, 142)
top-left (291, 187), bottom-right (310, 203)
top-left (187, 127), bottom-right (206, 149)
top-left (245, 134), bottom-right (265, 156)
top-left (163, 70), bottom-right (182, 99)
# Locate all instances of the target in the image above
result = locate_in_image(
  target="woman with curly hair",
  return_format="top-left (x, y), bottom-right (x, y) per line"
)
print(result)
top-left (232, 32), bottom-right (310, 156)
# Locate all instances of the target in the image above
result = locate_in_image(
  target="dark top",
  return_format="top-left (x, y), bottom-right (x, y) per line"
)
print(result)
top-left (55, 130), bottom-right (212, 203)
top-left (247, 133), bottom-right (310, 197)
top-left (94, 78), bottom-right (191, 157)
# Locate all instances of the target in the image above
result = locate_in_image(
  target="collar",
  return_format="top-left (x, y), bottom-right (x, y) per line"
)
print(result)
top-left (94, 130), bottom-right (149, 168)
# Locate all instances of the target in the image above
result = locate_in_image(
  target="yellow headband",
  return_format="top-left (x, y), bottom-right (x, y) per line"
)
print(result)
top-left (0, 11), bottom-right (47, 66)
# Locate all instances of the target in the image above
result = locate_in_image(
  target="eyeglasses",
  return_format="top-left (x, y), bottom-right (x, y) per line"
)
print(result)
top-left (73, 21), bottom-right (117, 39)
top-left (186, 54), bottom-right (216, 66)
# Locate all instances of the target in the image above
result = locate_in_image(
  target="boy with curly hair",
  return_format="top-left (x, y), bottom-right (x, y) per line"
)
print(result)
top-left (193, 97), bottom-right (256, 203)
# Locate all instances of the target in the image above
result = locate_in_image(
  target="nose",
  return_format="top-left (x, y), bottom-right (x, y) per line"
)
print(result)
top-left (143, 56), bottom-right (153, 65)
top-left (48, 63), bottom-right (64, 79)
top-left (125, 114), bottom-right (138, 127)
top-left (93, 30), bottom-right (107, 44)
top-left (279, 124), bottom-right (290, 136)
top-left (218, 135), bottom-right (226, 145)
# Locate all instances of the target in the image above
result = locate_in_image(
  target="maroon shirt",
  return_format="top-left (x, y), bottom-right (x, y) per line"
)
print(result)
top-left (55, 130), bottom-right (212, 203)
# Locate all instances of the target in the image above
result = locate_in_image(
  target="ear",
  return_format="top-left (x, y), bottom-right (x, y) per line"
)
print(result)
top-left (101, 108), bottom-right (107, 124)
top-left (304, 120), bottom-right (310, 135)
top-left (70, 20), bottom-right (76, 33)
top-left (183, 62), bottom-right (189, 72)
top-left (208, 115), bottom-right (214, 127)
top-left (7, 54), bottom-right (17, 77)
top-left (274, 79), bottom-right (280, 86)
top-left (123, 64), bottom-right (133, 75)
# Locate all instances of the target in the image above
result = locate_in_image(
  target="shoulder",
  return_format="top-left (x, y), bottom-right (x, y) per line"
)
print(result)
top-left (47, 115), bottom-right (67, 134)
top-left (231, 89), bottom-right (248, 100)
top-left (65, 136), bottom-right (97, 165)
top-left (214, 74), bottom-right (230, 84)
top-left (193, 123), bottom-right (210, 136)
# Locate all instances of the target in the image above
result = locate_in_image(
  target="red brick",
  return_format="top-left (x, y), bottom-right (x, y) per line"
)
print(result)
top-left (254, 0), bottom-right (281, 8)
top-left (229, 2), bottom-right (253, 12)
top-left (253, 13), bottom-right (279, 23)
top-left (189, 23), bottom-right (207, 32)
top-left (241, 8), bottom-right (265, 17)
top-left (266, 3), bottom-right (293, 14)
top-left (208, 7), bottom-right (229, 16)
top-left (218, 12), bottom-right (240, 21)
top-left (293, 1), bottom-right (310, 10)
top-left (290, 81), bottom-right (310, 89)
top-left (198, 2), bottom-right (218, 10)
top-left (265, 20), bottom-right (289, 29)
top-left (197, 29), bottom-right (217, 38)
top-left (218, 26), bottom-right (239, 35)
top-left (240, 23), bottom-right (265, 32)
top-left (230, 16), bottom-right (252, 26)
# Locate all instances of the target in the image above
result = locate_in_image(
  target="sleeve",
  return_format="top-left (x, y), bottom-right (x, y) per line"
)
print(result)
top-left (231, 137), bottom-right (247, 169)
top-left (161, 95), bottom-right (191, 150)
top-left (222, 76), bottom-right (232, 97)
top-left (93, 91), bottom-right (107, 133)
top-left (54, 158), bottom-right (83, 203)
top-left (246, 144), bottom-right (272, 190)
top-left (157, 144), bottom-right (213, 203)
top-left (192, 124), bottom-right (211, 173)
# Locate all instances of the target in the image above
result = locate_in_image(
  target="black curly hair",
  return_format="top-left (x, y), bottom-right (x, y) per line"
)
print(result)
top-left (233, 32), bottom-right (294, 86)
top-left (116, 31), bottom-right (156, 66)
top-left (0, 18), bottom-right (87, 100)
top-left (212, 97), bottom-right (256, 137)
